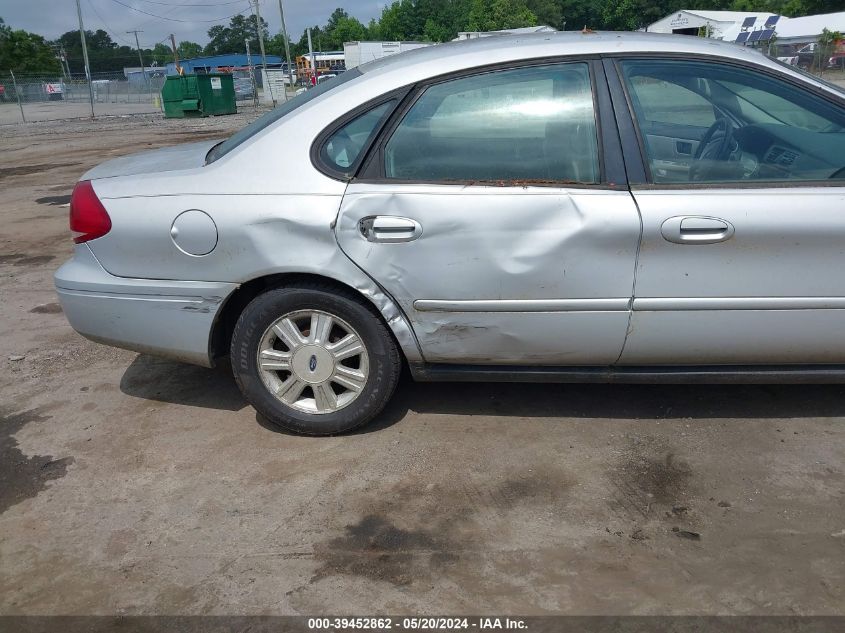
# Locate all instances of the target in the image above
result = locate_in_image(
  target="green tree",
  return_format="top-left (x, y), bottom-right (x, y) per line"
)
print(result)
top-left (800, 0), bottom-right (843, 13)
top-left (177, 41), bottom-right (202, 60)
top-left (817, 27), bottom-right (843, 75)
top-left (329, 16), bottom-right (369, 45)
top-left (601, 0), bottom-right (673, 31)
top-left (150, 43), bottom-right (173, 65)
top-left (292, 25), bottom-right (323, 57)
top-left (526, 0), bottom-right (564, 28)
top-left (205, 14), bottom-right (269, 55)
top-left (267, 32), bottom-right (294, 61)
top-left (729, 0), bottom-right (807, 15)
top-left (55, 29), bottom-right (130, 73)
top-left (423, 17), bottom-right (453, 40)
top-left (466, 0), bottom-right (538, 32)
top-left (376, 1), bottom-right (416, 40)
top-left (0, 19), bottom-right (61, 74)
top-left (561, 0), bottom-right (605, 30)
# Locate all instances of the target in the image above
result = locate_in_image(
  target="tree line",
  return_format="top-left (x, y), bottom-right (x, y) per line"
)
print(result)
top-left (2, 0), bottom-right (844, 75)
top-left (274, 0), bottom-right (843, 55)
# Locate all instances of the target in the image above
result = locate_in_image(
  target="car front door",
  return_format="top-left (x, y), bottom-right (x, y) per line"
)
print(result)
top-left (332, 61), bottom-right (641, 365)
top-left (611, 57), bottom-right (845, 365)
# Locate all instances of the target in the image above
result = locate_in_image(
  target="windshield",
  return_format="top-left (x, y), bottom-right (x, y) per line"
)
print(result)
top-left (206, 68), bottom-right (362, 164)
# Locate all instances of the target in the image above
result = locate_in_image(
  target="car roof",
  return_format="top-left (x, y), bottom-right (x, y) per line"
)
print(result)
top-left (356, 30), bottom-right (845, 100)
top-left (360, 31), bottom-right (768, 76)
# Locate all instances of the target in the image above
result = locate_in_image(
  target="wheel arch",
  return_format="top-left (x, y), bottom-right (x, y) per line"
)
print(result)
top-left (209, 271), bottom-right (422, 366)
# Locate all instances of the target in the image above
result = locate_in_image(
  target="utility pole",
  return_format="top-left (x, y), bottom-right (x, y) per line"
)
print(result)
top-left (50, 44), bottom-right (69, 79)
top-left (251, 0), bottom-right (273, 104)
top-left (169, 34), bottom-right (181, 74)
top-left (277, 0), bottom-right (294, 94)
top-left (126, 29), bottom-right (147, 84)
top-left (245, 39), bottom-right (258, 106)
top-left (307, 27), bottom-right (316, 87)
top-left (9, 70), bottom-right (26, 123)
top-left (60, 45), bottom-right (71, 79)
top-left (74, 0), bottom-right (95, 118)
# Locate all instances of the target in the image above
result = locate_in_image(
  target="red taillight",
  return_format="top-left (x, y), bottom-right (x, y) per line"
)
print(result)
top-left (69, 180), bottom-right (111, 244)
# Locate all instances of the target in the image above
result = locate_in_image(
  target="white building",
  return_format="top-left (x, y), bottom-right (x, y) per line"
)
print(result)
top-left (343, 41), bottom-right (433, 69)
top-left (648, 9), bottom-right (845, 49)
top-left (453, 25), bottom-right (556, 41)
top-left (647, 10), bottom-right (776, 39)
top-left (775, 11), bottom-right (845, 45)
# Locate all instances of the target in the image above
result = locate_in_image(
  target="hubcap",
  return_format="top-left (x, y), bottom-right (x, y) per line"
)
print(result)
top-left (257, 309), bottom-right (369, 415)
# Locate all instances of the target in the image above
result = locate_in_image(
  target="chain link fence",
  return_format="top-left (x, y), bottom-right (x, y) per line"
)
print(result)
top-left (0, 70), bottom-right (167, 124)
top-left (1, 52), bottom-right (842, 126)
top-left (0, 67), bottom-right (291, 124)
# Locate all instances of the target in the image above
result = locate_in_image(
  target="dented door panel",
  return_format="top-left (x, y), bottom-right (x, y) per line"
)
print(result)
top-left (336, 183), bottom-right (641, 364)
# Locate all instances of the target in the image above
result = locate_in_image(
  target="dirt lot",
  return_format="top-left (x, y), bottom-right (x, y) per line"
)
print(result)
top-left (0, 112), bottom-right (844, 617)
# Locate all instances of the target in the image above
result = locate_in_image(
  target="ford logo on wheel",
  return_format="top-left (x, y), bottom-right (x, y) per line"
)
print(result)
top-left (309, 354), bottom-right (318, 372)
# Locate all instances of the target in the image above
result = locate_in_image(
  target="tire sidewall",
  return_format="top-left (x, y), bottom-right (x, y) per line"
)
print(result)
top-left (231, 287), bottom-right (398, 435)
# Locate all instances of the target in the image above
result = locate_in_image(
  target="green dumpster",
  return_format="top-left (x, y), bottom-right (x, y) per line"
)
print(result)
top-left (161, 73), bottom-right (236, 118)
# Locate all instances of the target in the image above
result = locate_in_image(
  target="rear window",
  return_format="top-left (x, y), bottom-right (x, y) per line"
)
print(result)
top-left (206, 69), bottom-right (361, 164)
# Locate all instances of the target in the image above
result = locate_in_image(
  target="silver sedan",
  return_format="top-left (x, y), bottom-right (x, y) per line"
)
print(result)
top-left (55, 32), bottom-right (845, 434)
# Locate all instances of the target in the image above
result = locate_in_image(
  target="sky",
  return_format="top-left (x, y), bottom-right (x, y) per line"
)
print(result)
top-left (0, 0), bottom-right (385, 50)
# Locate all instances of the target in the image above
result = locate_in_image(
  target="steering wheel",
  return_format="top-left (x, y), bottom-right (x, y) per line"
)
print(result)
top-left (694, 117), bottom-right (735, 162)
top-left (690, 118), bottom-right (739, 181)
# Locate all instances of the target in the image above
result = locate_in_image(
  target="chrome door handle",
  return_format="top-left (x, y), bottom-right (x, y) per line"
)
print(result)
top-left (661, 216), bottom-right (735, 245)
top-left (359, 216), bottom-right (422, 243)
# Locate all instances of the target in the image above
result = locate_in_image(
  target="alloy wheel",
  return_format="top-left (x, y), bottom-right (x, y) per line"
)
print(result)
top-left (257, 309), bottom-right (369, 414)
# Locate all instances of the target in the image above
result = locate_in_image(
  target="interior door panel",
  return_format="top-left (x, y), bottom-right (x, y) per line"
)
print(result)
top-left (643, 133), bottom-right (702, 181)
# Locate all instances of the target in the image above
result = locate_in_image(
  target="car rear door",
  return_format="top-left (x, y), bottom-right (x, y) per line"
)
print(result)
top-left (331, 60), bottom-right (641, 365)
top-left (607, 56), bottom-right (845, 365)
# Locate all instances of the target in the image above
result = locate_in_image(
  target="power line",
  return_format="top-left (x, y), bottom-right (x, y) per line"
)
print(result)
top-left (143, 34), bottom-right (173, 49)
top-left (132, 2), bottom-right (194, 34)
top-left (106, 0), bottom-right (252, 23)
top-left (133, 0), bottom-right (247, 6)
top-left (85, 0), bottom-right (135, 45)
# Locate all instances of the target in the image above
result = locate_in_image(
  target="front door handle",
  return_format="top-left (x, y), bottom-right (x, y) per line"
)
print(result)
top-left (359, 216), bottom-right (422, 243)
top-left (661, 216), bottom-right (735, 245)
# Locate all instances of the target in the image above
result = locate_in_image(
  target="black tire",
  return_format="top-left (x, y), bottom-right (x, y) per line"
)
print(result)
top-left (230, 283), bottom-right (401, 435)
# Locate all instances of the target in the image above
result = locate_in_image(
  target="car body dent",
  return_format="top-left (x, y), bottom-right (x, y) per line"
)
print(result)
top-left (335, 185), bottom-right (641, 364)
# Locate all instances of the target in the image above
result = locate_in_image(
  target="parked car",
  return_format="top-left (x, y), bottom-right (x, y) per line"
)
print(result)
top-left (56, 32), bottom-right (845, 435)
top-left (796, 40), bottom-right (845, 70)
top-left (295, 73), bottom-right (340, 96)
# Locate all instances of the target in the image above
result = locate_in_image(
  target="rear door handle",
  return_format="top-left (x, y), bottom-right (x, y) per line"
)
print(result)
top-left (359, 216), bottom-right (422, 243)
top-left (661, 216), bottom-right (735, 245)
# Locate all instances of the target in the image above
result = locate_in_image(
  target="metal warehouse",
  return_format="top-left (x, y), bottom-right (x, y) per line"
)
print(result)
top-left (165, 54), bottom-right (284, 76)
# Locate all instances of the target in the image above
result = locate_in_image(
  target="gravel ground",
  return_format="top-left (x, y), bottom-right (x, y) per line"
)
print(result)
top-left (0, 111), bottom-right (844, 617)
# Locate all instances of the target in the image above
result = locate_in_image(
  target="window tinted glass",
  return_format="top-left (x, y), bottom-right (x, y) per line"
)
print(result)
top-left (322, 101), bottom-right (394, 172)
top-left (206, 69), bottom-right (361, 164)
top-left (628, 75), bottom-right (715, 127)
top-left (620, 59), bottom-right (845, 184)
top-left (384, 63), bottom-right (599, 184)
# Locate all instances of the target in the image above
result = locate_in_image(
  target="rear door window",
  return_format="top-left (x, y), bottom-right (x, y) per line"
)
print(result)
top-left (321, 101), bottom-right (395, 174)
top-left (383, 62), bottom-right (600, 184)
